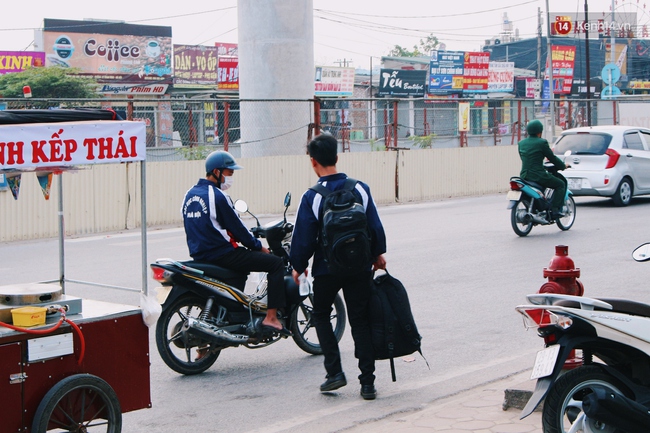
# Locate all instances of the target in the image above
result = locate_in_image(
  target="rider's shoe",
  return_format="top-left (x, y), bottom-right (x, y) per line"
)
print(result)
top-left (320, 372), bottom-right (347, 392)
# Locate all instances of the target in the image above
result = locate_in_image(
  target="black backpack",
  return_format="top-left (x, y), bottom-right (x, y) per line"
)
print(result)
top-left (369, 270), bottom-right (427, 381)
top-left (310, 178), bottom-right (372, 276)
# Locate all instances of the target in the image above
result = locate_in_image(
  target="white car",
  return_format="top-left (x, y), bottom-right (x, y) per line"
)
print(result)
top-left (553, 125), bottom-right (650, 206)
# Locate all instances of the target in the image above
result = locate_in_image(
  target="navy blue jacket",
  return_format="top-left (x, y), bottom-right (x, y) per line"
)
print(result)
top-left (290, 173), bottom-right (387, 277)
top-left (182, 178), bottom-right (261, 262)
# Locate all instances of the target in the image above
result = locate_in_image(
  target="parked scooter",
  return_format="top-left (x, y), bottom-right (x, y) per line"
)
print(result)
top-left (150, 193), bottom-right (346, 375)
top-left (515, 243), bottom-right (650, 432)
top-left (507, 159), bottom-right (576, 237)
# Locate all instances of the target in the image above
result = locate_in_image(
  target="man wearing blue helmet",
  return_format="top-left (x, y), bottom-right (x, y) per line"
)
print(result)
top-left (181, 150), bottom-right (290, 336)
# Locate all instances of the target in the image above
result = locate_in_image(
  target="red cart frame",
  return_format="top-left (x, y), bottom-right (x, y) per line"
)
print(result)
top-left (0, 109), bottom-right (151, 432)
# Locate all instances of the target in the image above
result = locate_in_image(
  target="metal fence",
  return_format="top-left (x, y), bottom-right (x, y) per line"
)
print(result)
top-left (0, 97), bottom-right (643, 156)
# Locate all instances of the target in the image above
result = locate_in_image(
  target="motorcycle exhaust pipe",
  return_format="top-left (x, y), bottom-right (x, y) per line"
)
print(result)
top-left (530, 213), bottom-right (548, 224)
top-left (583, 386), bottom-right (650, 433)
top-left (186, 317), bottom-right (250, 346)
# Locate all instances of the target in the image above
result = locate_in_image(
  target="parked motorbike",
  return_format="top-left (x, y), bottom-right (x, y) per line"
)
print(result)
top-left (515, 243), bottom-right (650, 432)
top-left (507, 161), bottom-right (576, 237)
top-left (150, 192), bottom-right (346, 375)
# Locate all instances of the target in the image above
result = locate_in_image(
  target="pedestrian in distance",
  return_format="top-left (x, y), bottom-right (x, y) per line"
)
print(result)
top-left (518, 119), bottom-right (570, 220)
top-left (290, 134), bottom-right (387, 400)
top-left (181, 150), bottom-right (291, 337)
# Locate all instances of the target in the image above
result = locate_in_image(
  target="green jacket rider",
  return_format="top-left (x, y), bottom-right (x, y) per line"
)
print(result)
top-left (518, 119), bottom-right (570, 219)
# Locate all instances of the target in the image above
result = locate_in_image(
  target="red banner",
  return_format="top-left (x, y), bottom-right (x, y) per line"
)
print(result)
top-left (463, 52), bottom-right (490, 91)
top-left (549, 45), bottom-right (576, 94)
top-left (218, 56), bottom-right (239, 90)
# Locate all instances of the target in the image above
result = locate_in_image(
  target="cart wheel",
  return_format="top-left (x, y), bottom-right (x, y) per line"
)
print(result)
top-left (32, 374), bottom-right (122, 433)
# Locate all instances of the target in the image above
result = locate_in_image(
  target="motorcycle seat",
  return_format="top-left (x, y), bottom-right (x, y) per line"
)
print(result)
top-left (181, 260), bottom-right (248, 280)
top-left (556, 298), bottom-right (650, 318)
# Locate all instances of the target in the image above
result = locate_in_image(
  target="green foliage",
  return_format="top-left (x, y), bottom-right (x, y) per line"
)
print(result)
top-left (369, 137), bottom-right (385, 151)
top-left (0, 67), bottom-right (100, 99)
top-left (179, 145), bottom-right (213, 161)
top-left (387, 34), bottom-right (440, 57)
top-left (409, 134), bottom-right (436, 149)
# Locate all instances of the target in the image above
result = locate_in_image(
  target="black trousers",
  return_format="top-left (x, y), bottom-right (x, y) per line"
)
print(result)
top-left (312, 271), bottom-right (375, 386)
top-left (213, 248), bottom-right (286, 309)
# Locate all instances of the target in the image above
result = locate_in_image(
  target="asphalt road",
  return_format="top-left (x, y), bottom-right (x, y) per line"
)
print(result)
top-left (2, 192), bottom-right (649, 432)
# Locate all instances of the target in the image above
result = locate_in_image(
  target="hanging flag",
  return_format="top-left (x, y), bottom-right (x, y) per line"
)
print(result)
top-left (36, 172), bottom-right (53, 200)
top-left (7, 174), bottom-right (21, 200)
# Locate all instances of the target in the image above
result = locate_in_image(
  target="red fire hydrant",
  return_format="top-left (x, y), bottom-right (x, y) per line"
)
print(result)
top-left (539, 244), bottom-right (584, 368)
top-left (539, 245), bottom-right (584, 296)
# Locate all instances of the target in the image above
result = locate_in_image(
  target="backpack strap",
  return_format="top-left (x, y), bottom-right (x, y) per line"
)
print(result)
top-left (310, 182), bottom-right (331, 198)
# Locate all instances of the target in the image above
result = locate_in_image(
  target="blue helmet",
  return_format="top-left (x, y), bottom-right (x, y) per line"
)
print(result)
top-left (205, 150), bottom-right (242, 175)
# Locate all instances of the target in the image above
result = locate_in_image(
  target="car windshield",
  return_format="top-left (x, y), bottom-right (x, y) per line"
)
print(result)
top-left (553, 132), bottom-right (612, 155)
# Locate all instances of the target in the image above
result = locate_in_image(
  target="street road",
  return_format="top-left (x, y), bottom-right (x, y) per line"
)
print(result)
top-left (2, 193), bottom-right (649, 432)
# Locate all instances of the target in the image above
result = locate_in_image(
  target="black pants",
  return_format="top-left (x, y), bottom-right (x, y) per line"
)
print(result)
top-left (213, 248), bottom-right (286, 309)
top-left (312, 271), bottom-right (375, 386)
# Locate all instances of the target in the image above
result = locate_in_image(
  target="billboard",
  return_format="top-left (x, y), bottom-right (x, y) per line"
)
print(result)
top-left (429, 51), bottom-right (464, 94)
top-left (174, 45), bottom-right (219, 86)
top-left (0, 51), bottom-right (45, 75)
top-left (487, 62), bottom-right (515, 92)
top-left (315, 66), bottom-right (355, 97)
top-left (377, 69), bottom-right (426, 97)
top-left (217, 56), bottom-right (239, 90)
top-left (547, 45), bottom-right (576, 94)
top-left (463, 52), bottom-right (490, 91)
top-left (41, 19), bottom-right (172, 83)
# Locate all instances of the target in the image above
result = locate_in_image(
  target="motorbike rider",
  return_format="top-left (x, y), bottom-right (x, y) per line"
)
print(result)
top-left (181, 150), bottom-right (291, 337)
top-left (518, 119), bottom-right (570, 220)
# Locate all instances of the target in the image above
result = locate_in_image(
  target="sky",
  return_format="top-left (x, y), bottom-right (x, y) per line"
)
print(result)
top-left (0, 0), bottom-right (646, 69)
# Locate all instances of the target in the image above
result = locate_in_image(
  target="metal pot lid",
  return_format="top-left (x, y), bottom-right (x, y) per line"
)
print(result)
top-left (0, 283), bottom-right (63, 306)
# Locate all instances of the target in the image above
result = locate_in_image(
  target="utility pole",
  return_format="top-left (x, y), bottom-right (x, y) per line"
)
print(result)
top-left (537, 7), bottom-right (542, 80)
top-left (585, 0), bottom-right (592, 126)
top-left (545, 0), bottom-right (555, 139)
top-left (334, 58), bottom-right (352, 68)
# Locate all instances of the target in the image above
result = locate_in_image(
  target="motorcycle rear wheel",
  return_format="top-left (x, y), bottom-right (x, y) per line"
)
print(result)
top-left (291, 293), bottom-right (346, 355)
top-left (156, 294), bottom-right (222, 375)
top-left (511, 199), bottom-right (533, 237)
top-left (542, 365), bottom-right (628, 433)
top-left (556, 196), bottom-right (576, 231)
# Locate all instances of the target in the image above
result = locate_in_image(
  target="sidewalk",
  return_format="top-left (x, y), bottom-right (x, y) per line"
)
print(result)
top-left (345, 370), bottom-right (542, 433)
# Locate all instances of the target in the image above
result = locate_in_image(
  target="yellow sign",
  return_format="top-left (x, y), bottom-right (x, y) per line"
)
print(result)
top-left (459, 103), bottom-right (470, 132)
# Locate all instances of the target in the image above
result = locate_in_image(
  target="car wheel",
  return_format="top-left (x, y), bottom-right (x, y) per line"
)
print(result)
top-left (611, 177), bottom-right (632, 207)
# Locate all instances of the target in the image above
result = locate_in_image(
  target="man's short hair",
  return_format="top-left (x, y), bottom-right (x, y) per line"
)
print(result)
top-left (308, 134), bottom-right (338, 167)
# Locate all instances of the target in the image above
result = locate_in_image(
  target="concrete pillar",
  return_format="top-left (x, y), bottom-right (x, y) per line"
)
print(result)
top-left (238, 0), bottom-right (314, 157)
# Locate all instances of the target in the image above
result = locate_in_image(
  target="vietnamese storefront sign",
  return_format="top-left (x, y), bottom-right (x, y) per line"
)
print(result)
top-left (463, 52), bottom-right (489, 91)
top-left (215, 42), bottom-right (238, 57)
top-left (0, 121), bottom-right (146, 171)
top-left (0, 51), bottom-right (45, 75)
top-left (42, 31), bottom-right (172, 83)
top-left (428, 51), bottom-right (464, 94)
top-left (315, 66), bottom-right (355, 97)
top-left (217, 56), bottom-right (239, 90)
top-left (174, 45), bottom-right (219, 86)
top-left (377, 69), bottom-right (426, 97)
top-left (543, 45), bottom-right (576, 95)
top-left (487, 62), bottom-right (515, 92)
top-left (99, 83), bottom-right (169, 95)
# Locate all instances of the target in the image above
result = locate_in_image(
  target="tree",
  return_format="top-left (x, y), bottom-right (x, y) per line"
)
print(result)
top-left (387, 34), bottom-right (440, 57)
top-left (0, 67), bottom-right (100, 98)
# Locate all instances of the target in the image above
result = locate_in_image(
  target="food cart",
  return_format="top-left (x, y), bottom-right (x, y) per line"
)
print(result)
top-left (0, 109), bottom-right (151, 432)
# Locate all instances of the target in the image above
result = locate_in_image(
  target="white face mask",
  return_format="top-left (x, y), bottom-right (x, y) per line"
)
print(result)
top-left (220, 175), bottom-right (234, 191)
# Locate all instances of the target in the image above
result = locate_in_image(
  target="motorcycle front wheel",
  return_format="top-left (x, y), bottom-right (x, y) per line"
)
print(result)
top-left (556, 196), bottom-right (576, 231)
top-left (291, 293), bottom-right (346, 355)
top-left (156, 294), bottom-right (222, 375)
top-left (542, 365), bottom-right (628, 433)
top-left (511, 198), bottom-right (533, 237)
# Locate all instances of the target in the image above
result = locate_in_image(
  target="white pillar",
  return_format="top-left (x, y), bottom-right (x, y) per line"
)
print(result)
top-left (238, 0), bottom-right (314, 157)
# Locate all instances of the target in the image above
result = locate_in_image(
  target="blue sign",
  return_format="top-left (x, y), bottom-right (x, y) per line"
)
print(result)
top-left (601, 63), bottom-right (621, 85)
top-left (429, 51), bottom-right (464, 94)
top-left (601, 85), bottom-right (622, 99)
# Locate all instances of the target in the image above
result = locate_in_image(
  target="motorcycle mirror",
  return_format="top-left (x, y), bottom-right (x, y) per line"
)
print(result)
top-left (284, 192), bottom-right (291, 208)
top-left (633, 243), bottom-right (650, 262)
top-left (234, 200), bottom-right (248, 213)
top-left (564, 150), bottom-right (572, 156)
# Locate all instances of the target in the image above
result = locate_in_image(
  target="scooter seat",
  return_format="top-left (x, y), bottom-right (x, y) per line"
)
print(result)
top-left (556, 298), bottom-right (650, 318)
top-left (181, 260), bottom-right (248, 282)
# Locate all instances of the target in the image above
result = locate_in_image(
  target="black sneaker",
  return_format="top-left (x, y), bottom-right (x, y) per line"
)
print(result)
top-left (320, 372), bottom-right (347, 392)
top-left (360, 384), bottom-right (377, 400)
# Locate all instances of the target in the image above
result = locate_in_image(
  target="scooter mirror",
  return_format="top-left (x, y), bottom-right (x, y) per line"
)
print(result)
top-left (632, 243), bottom-right (650, 262)
top-left (234, 199), bottom-right (248, 213)
top-left (284, 192), bottom-right (291, 208)
top-left (564, 150), bottom-right (572, 156)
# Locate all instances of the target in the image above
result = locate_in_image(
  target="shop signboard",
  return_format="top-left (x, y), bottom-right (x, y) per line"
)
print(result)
top-left (463, 52), bottom-right (490, 91)
top-left (315, 66), bottom-right (355, 97)
top-left (0, 51), bottom-right (45, 75)
top-left (217, 56), bottom-right (239, 90)
top-left (487, 62), bottom-right (514, 92)
top-left (377, 69), bottom-right (426, 97)
top-left (428, 51), bottom-right (464, 94)
top-left (543, 45), bottom-right (575, 95)
top-left (174, 45), bottom-right (219, 86)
